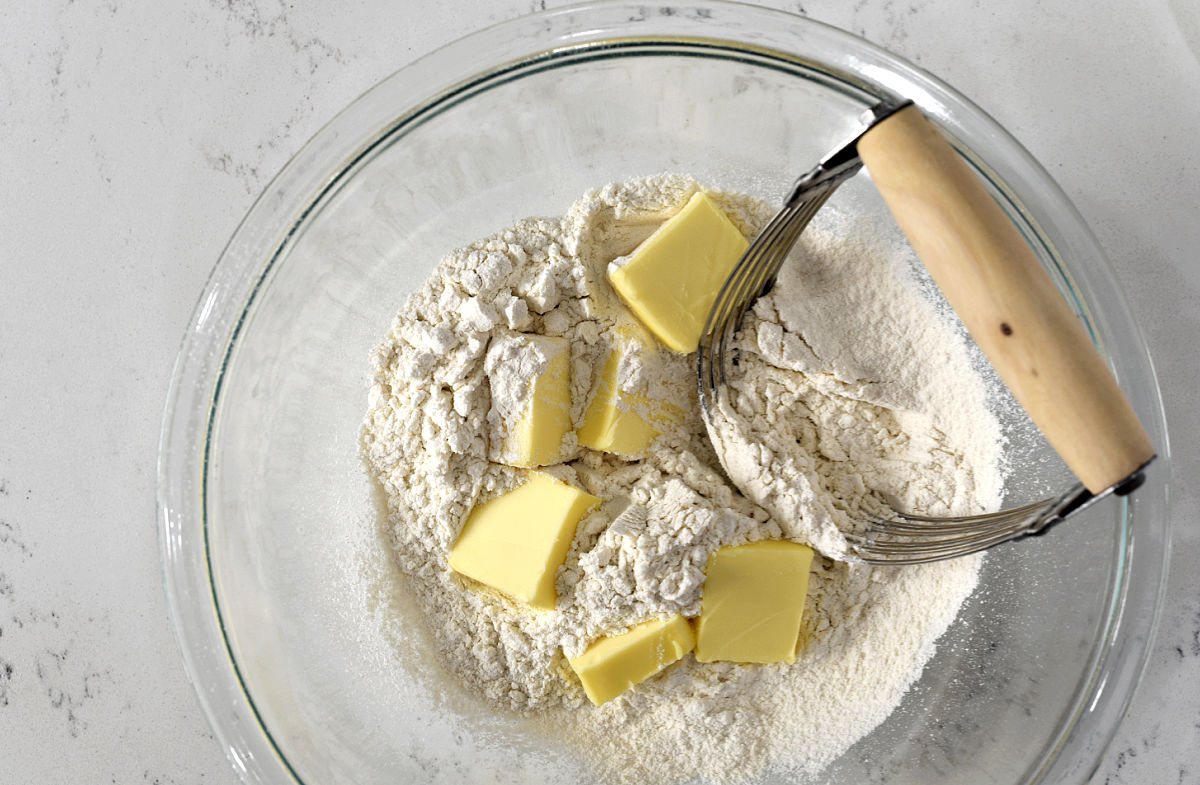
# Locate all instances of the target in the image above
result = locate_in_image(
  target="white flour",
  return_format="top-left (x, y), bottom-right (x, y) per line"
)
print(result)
top-left (360, 175), bottom-right (1004, 782)
top-left (711, 209), bottom-right (1005, 561)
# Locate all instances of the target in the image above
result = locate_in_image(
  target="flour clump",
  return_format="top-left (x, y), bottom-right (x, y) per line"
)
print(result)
top-left (360, 175), bottom-right (1004, 782)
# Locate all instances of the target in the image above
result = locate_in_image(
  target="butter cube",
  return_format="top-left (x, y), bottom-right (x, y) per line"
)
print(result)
top-left (577, 327), bottom-right (683, 456)
top-left (607, 191), bottom-right (749, 353)
top-left (694, 541), bottom-right (814, 664)
top-left (449, 472), bottom-right (600, 610)
top-left (577, 347), bottom-right (657, 456)
top-left (568, 615), bottom-right (695, 705)
top-left (485, 332), bottom-right (572, 467)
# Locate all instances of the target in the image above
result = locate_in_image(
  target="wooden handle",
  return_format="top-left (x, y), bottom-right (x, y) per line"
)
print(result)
top-left (857, 105), bottom-right (1154, 493)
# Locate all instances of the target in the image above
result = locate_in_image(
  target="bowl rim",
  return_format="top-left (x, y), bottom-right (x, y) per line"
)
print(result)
top-left (157, 3), bottom-right (1172, 784)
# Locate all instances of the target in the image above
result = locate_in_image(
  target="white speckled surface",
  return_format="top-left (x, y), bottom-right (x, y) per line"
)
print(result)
top-left (1, 1), bottom-right (1196, 783)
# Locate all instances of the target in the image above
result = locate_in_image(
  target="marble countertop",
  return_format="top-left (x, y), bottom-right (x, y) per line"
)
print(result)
top-left (2, 1), bottom-right (1197, 783)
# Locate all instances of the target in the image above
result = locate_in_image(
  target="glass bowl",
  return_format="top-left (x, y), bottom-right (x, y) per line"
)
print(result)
top-left (157, 3), bottom-right (1171, 784)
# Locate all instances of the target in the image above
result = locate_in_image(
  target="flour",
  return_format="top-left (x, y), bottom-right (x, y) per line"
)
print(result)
top-left (710, 210), bottom-right (1005, 560)
top-left (360, 175), bottom-right (1004, 782)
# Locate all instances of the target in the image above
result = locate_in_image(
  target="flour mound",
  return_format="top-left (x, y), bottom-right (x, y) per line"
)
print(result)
top-left (360, 175), bottom-right (1004, 782)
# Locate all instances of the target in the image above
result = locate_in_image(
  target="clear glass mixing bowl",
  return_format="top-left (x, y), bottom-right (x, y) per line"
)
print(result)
top-left (158, 3), bottom-right (1171, 784)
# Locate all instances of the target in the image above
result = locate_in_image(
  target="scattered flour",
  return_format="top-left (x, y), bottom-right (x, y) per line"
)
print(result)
top-left (359, 175), bottom-right (1005, 783)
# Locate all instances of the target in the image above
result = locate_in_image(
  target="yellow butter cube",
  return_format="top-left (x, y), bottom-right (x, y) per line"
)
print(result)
top-left (695, 540), bottom-right (814, 664)
top-left (577, 327), bottom-right (683, 457)
top-left (568, 615), bottom-right (695, 705)
top-left (607, 191), bottom-right (749, 354)
top-left (485, 332), bottom-right (572, 468)
top-left (448, 472), bottom-right (600, 610)
top-left (577, 347), bottom-right (657, 455)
